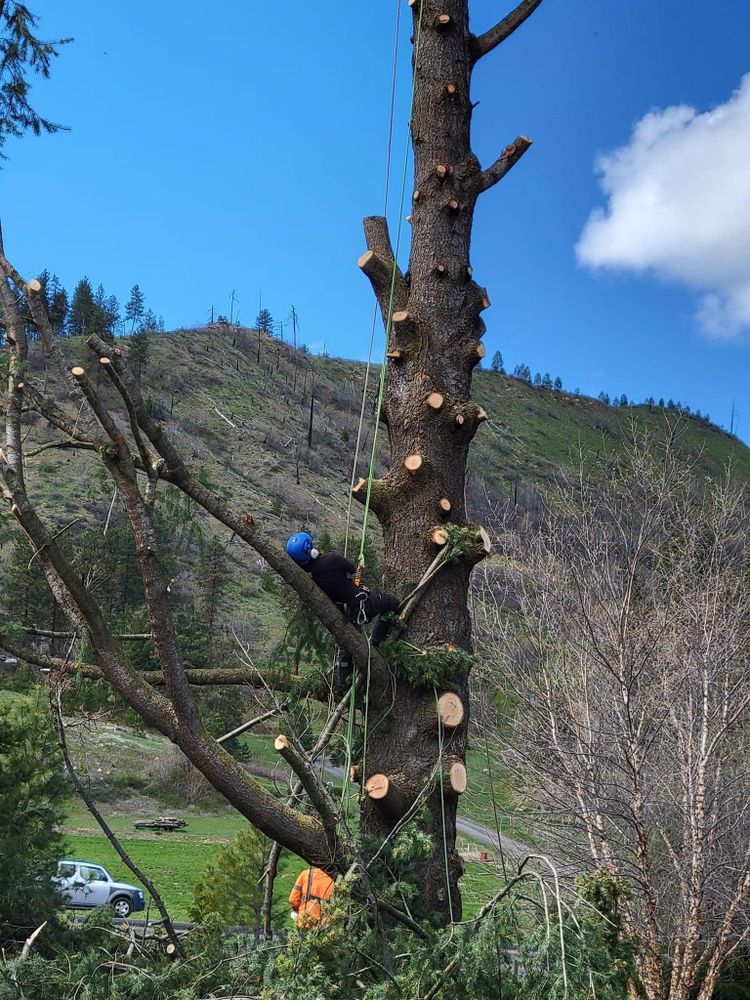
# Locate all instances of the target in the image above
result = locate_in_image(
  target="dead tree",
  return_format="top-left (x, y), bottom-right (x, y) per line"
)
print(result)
top-left (0, 0), bottom-right (543, 925)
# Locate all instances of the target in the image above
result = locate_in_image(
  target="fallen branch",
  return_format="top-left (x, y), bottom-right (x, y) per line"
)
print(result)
top-left (53, 692), bottom-right (185, 958)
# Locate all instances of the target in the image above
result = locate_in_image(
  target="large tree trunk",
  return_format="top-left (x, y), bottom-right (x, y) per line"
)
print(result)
top-left (357, 0), bottom-right (534, 923)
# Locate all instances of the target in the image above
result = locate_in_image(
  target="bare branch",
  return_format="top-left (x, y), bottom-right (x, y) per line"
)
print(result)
top-left (471, 0), bottom-right (545, 63)
top-left (475, 136), bottom-right (533, 194)
top-left (54, 692), bottom-right (185, 957)
top-left (361, 216), bottom-right (409, 322)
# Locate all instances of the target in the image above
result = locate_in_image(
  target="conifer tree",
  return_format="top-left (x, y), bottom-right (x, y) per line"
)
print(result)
top-left (125, 284), bottom-right (145, 332)
top-left (67, 276), bottom-right (95, 336)
top-left (541, 372), bottom-right (553, 389)
top-left (255, 307), bottom-right (273, 333)
top-left (0, 2), bottom-right (70, 157)
top-left (490, 349), bottom-right (504, 372)
top-left (553, 375), bottom-right (562, 390)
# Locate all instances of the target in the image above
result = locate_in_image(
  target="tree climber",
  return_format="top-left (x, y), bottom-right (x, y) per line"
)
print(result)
top-left (286, 531), bottom-right (399, 691)
top-left (289, 865), bottom-right (335, 927)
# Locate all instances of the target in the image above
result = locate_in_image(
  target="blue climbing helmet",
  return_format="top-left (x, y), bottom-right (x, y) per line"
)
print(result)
top-left (286, 531), bottom-right (315, 566)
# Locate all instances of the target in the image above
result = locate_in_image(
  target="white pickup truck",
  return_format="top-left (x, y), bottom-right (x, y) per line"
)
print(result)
top-left (53, 860), bottom-right (146, 918)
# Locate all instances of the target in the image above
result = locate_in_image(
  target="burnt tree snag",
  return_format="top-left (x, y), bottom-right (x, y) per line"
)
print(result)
top-left (353, 0), bottom-right (539, 923)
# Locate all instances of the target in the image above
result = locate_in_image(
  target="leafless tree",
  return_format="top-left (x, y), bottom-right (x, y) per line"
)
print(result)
top-left (474, 434), bottom-right (750, 999)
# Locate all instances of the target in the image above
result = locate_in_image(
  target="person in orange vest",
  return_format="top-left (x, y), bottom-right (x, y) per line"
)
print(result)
top-left (289, 866), bottom-right (335, 927)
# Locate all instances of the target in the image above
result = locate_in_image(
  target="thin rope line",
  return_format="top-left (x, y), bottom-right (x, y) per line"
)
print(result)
top-left (356, 1), bottom-right (424, 569)
top-left (343, 0), bottom-right (402, 559)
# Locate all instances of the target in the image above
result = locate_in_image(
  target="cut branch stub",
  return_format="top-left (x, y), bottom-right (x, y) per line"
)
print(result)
top-left (434, 263), bottom-right (446, 276)
top-left (386, 348), bottom-right (404, 362)
top-left (427, 391), bottom-right (444, 411)
top-left (413, 189), bottom-right (421, 202)
top-left (365, 773), bottom-right (408, 817)
top-left (454, 412), bottom-right (466, 428)
top-left (447, 197), bottom-right (459, 212)
top-left (479, 289), bottom-right (491, 311)
top-left (476, 407), bottom-right (488, 422)
top-left (26, 278), bottom-right (43, 294)
top-left (391, 309), bottom-right (413, 335)
top-left (438, 497), bottom-right (452, 515)
top-left (434, 13), bottom-right (452, 28)
top-left (446, 82), bottom-right (457, 95)
top-left (431, 526), bottom-right (449, 547)
top-left (446, 760), bottom-right (467, 795)
top-left (352, 477), bottom-right (367, 499)
top-left (435, 163), bottom-right (450, 180)
top-left (437, 692), bottom-right (465, 730)
top-left (403, 454), bottom-right (423, 475)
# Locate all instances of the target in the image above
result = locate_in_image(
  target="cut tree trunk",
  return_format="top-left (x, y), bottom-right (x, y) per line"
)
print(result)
top-left (355, 0), bottom-right (534, 923)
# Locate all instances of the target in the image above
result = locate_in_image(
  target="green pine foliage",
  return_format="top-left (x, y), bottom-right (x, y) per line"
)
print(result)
top-left (188, 827), bottom-right (279, 932)
top-left (0, 695), bottom-right (66, 948)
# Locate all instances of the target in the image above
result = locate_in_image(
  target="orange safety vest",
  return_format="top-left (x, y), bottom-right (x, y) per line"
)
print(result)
top-left (289, 867), bottom-right (335, 927)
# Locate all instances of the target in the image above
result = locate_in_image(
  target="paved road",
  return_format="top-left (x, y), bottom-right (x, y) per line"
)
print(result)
top-left (321, 758), bottom-right (537, 862)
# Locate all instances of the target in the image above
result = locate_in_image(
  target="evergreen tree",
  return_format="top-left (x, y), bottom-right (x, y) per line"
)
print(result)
top-left (67, 277), bottom-right (95, 336)
top-left (255, 307), bottom-right (273, 333)
top-left (92, 283), bottom-right (118, 342)
top-left (541, 372), bottom-right (553, 389)
top-left (124, 284), bottom-right (145, 332)
top-left (645, 396), bottom-right (655, 407)
top-left (512, 363), bottom-right (531, 383)
top-left (0, 4), bottom-right (70, 157)
top-left (140, 307), bottom-right (159, 331)
top-left (658, 397), bottom-right (666, 408)
top-left (197, 536), bottom-right (230, 632)
top-left (667, 398), bottom-right (675, 409)
top-left (47, 275), bottom-right (68, 334)
top-left (553, 376), bottom-right (562, 390)
top-left (598, 391), bottom-right (610, 405)
top-left (0, 698), bottom-right (65, 947)
top-left (128, 327), bottom-right (149, 381)
top-left (490, 350), bottom-right (504, 373)
top-left (533, 372), bottom-right (542, 386)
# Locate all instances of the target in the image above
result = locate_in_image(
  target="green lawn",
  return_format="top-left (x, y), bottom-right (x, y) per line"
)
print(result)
top-left (62, 832), bottom-right (302, 925)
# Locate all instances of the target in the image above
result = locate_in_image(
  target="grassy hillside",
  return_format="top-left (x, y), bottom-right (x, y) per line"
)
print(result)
top-left (3, 324), bottom-right (748, 657)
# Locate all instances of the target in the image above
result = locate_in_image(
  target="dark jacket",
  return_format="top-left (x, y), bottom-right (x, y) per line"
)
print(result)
top-left (306, 552), bottom-right (359, 605)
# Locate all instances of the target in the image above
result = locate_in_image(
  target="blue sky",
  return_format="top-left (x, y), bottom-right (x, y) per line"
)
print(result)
top-left (2, 0), bottom-right (749, 440)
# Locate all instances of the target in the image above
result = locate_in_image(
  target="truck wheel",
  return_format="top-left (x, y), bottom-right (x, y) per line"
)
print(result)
top-left (111, 896), bottom-right (133, 918)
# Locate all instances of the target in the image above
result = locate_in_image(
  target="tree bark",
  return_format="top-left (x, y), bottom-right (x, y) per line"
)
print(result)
top-left (355, 0), bottom-right (534, 923)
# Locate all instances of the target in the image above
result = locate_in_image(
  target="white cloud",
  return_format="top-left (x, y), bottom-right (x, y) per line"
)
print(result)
top-left (576, 75), bottom-right (750, 340)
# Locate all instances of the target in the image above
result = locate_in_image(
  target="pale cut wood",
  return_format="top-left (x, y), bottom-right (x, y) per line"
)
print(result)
top-left (437, 692), bottom-right (465, 729)
top-left (448, 198), bottom-right (459, 211)
top-left (352, 477), bottom-right (367, 496)
top-left (427, 391), bottom-right (444, 410)
top-left (476, 407), bottom-right (488, 422)
top-left (386, 349), bottom-right (403, 361)
top-left (475, 342), bottom-right (486, 359)
top-left (26, 278), bottom-right (42, 293)
top-left (365, 773), bottom-right (390, 800)
top-left (446, 82), bottom-right (457, 95)
top-left (404, 454), bottom-right (423, 473)
top-left (448, 761), bottom-right (467, 794)
top-left (454, 412), bottom-right (465, 427)
top-left (392, 309), bottom-right (410, 326)
top-left (435, 263), bottom-right (446, 275)
top-left (431, 527), bottom-right (449, 546)
top-left (71, 366), bottom-right (85, 378)
top-left (436, 163), bottom-right (449, 179)
top-left (99, 356), bottom-right (111, 366)
top-left (357, 250), bottom-right (375, 270)
top-left (413, 189), bottom-right (421, 201)
top-left (438, 497), bottom-right (452, 514)
top-left (435, 13), bottom-right (452, 27)
top-left (476, 525), bottom-right (491, 554)
top-left (406, 215), bottom-right (413, 224)
top-left (274, 734), bottom-right (290, 751)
